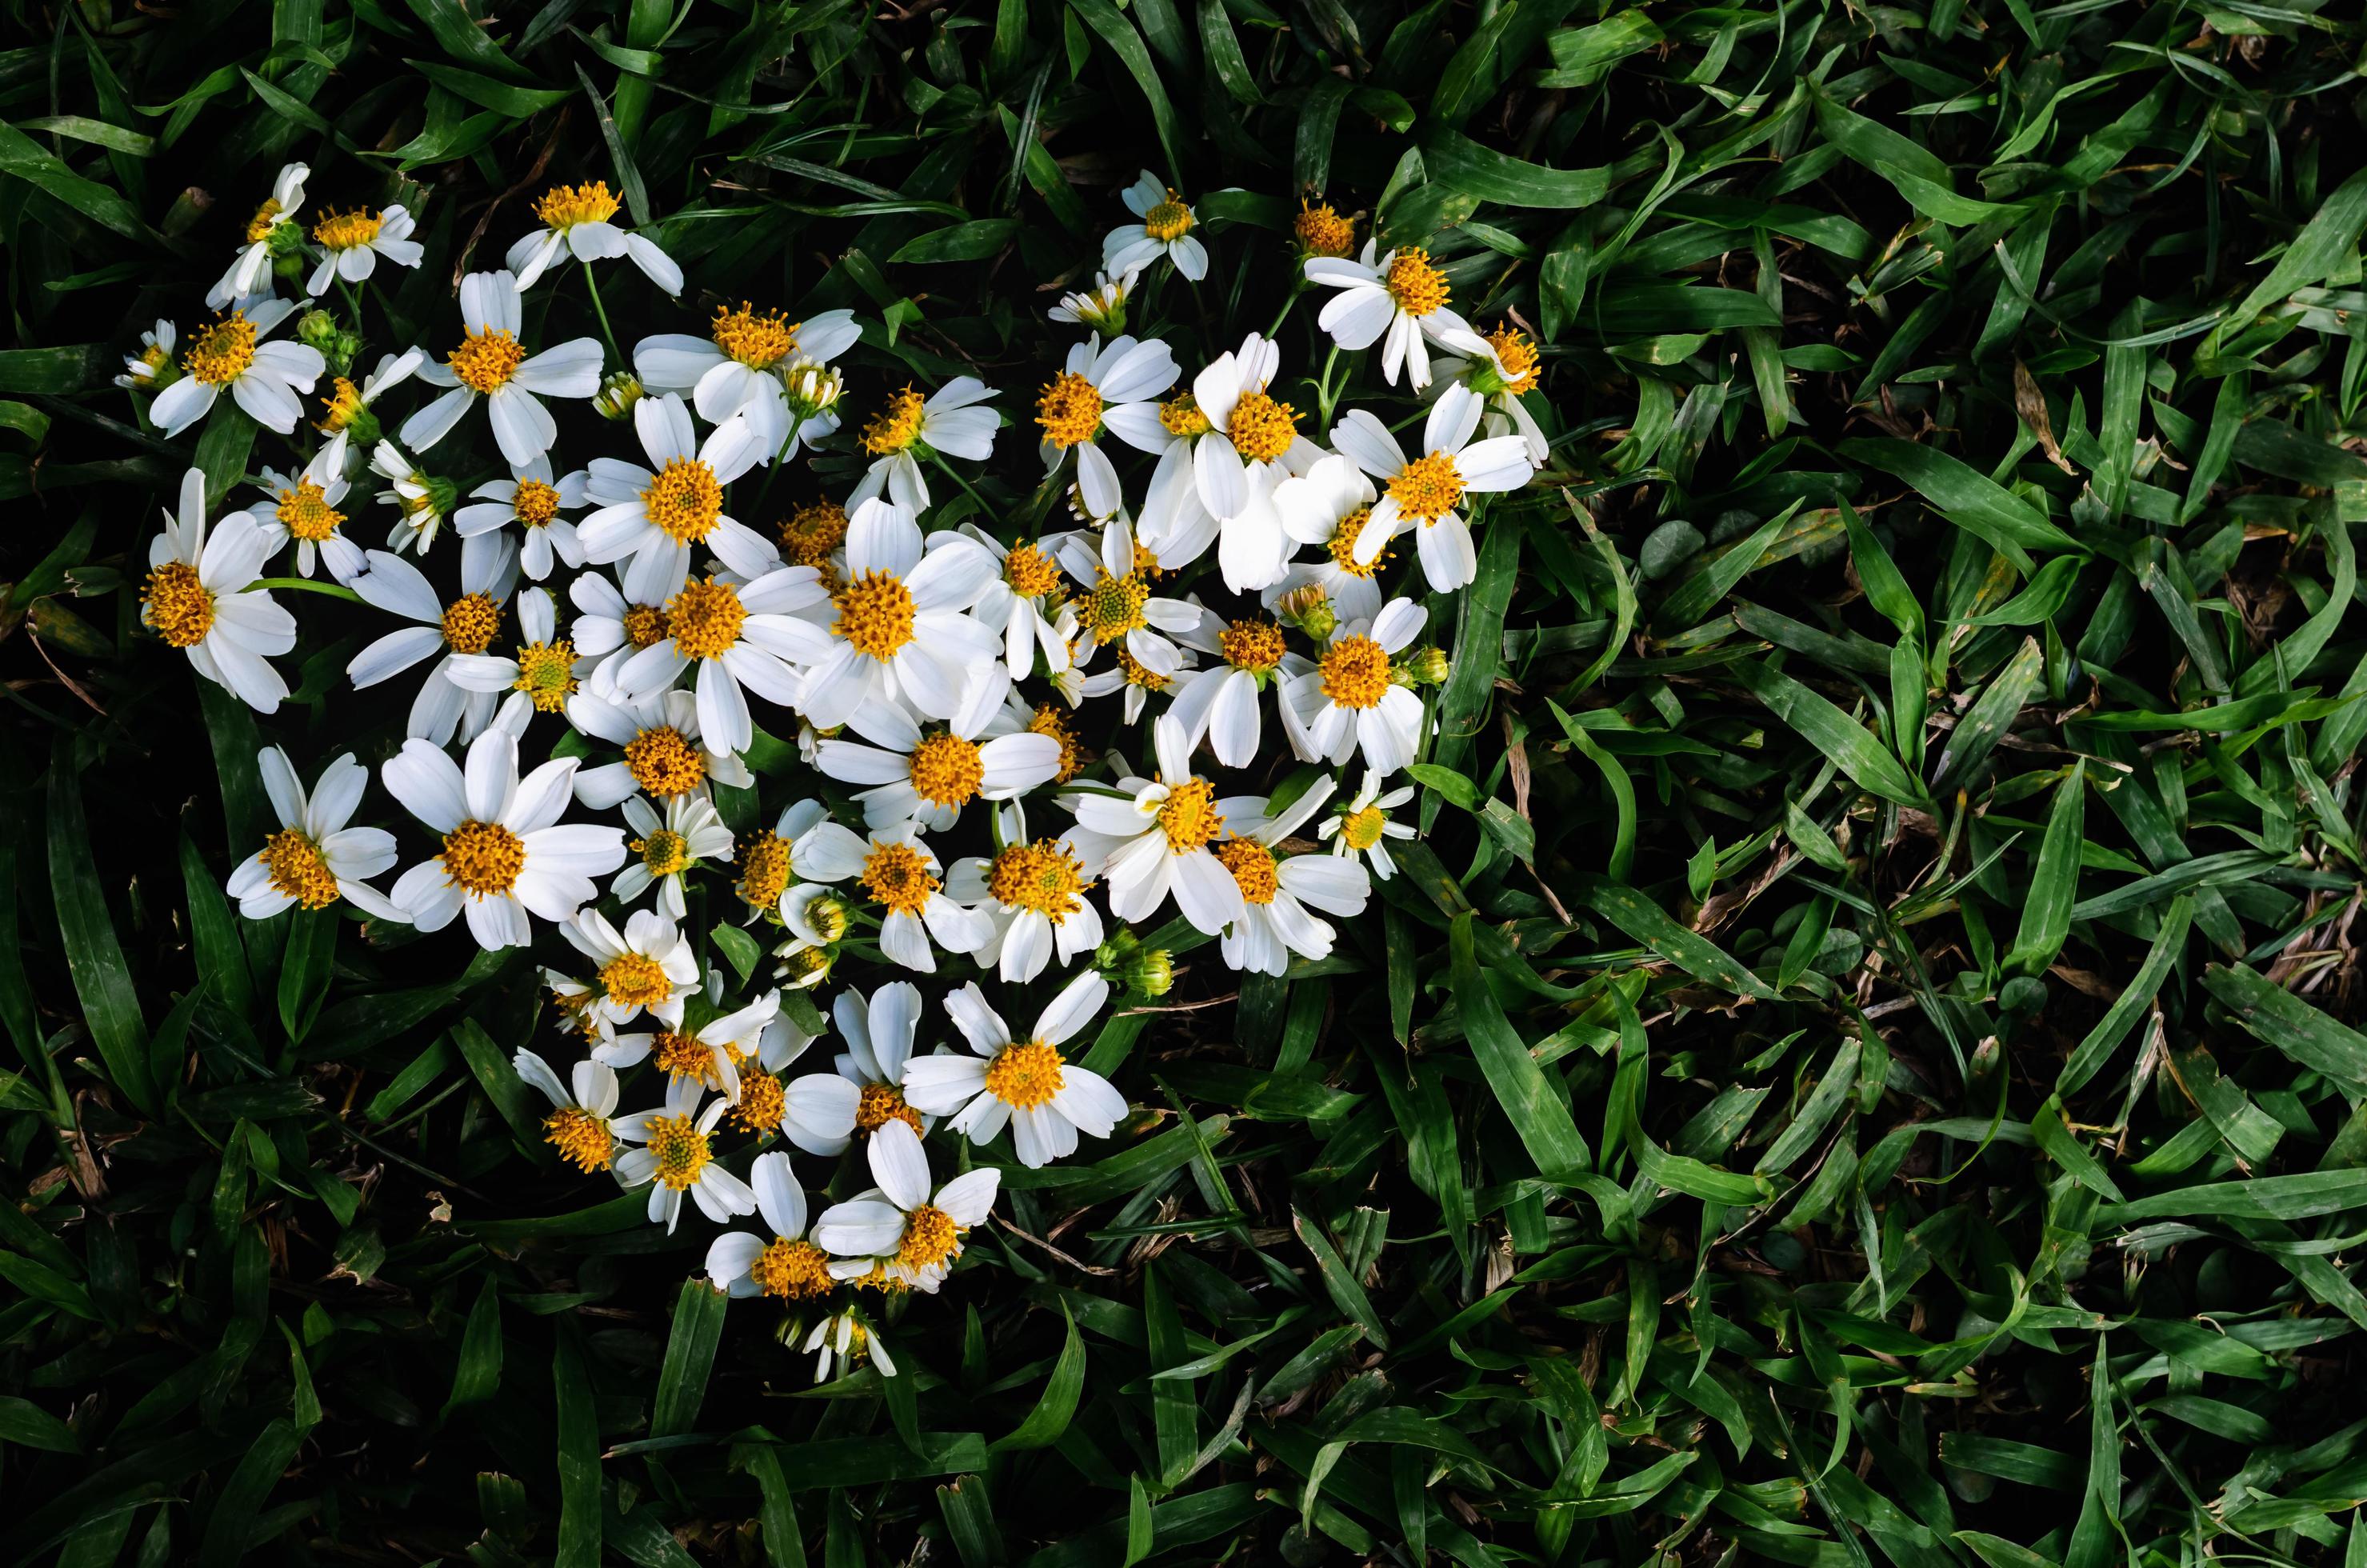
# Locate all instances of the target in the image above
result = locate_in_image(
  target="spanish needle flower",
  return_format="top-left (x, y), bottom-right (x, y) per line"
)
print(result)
top-left (117, 319), bottom-right (176, 392)
top-left (633, 306), bottom-right (862, 460)
top-left (1266, 454), bottom-right (1389, 630)
top-left (962, 525), bottom-right (1078, 680)
top-left (598, 989), bottom-right (778, 1103)
top-left (944, 802), bottom-right (1106, 983)
top-left (706, 1152), bottom-right (836, 1300)
top-left (1304, 238), bottom-right (1473, 390)
top-left (1438, 322), bottom-right (1549, 462)
top-left (226, 747), bottom-right (404, 921)
top-left (1207, 776), bottom-right (1373, 975)
top-left (454, 457), bottom-right (589, 581)
top-left (508, 181), bottom-right (683, 294)
top-left (1178, 333), bottom-right (1321, 590)
top-left (1048, 269), bottom-right (1138, 334)
top-left (566, 678), bottom-right (752, 810)
top-left (151, 298), bottom-right (324, 438)
top-left (560, 907), bottom-right (701, 1032)
top-left (790, 824), bottom-right (990, 974)
top-left (814, 688), bottom-right (1065, 832)
top-left (578, 392), bottom-right (773, 601)
top-left (246, 450), bottom-right (365, 584)
top-left (1034, 333), bottom-right (1180, 521)
top-left (812, 1119), bottom-right (999, 1293)
top-left (1280, 598), bottom-right (1432, 774)
top-left (305, 203), bottom-right (424, 295)
top-left (1060, 714), bottom-right (1245, 935)
top-left (803, 1309), bottom-right (898, 1381)
top-left (1329, 383), bottom-right (1535, 591)
top-left (1102, 170), bottom-right (1208, 282)
top-left (1319, 770), bottom-right (1417, 879)
top-left (567, 567), bottom-right (672, 662)
top-left (314, 351), bottom-right (424, 474)
top-left (611, 1078), bottom-right (757, 1233)
top-left (347, 540), bottom-right (523, 746)
top-left (610, 562), bottom-right (829, 758)
top-left (1165, 609), bottom-right (1308, 768)
top-left (402, 270), bottom-right (605, 467)
top-left (442, 586), bottom-right (590, 729)
top-left (142, 469), bottom-right (296, 714)
top-left (904, 970), bottom-right (1126, 1167)
top-left (207, 162), bottom-right (308, 307)
top-left (615, 790), bottom-right (734, 919)
top-left (1054, 517), bottom-right (1198, 678)
top-left (370, 439), bottom-right (455, 556)
top-left (512, 1049), bottom-right (622, 1173)
top-left (849, 377), bottom-right (1000, 511)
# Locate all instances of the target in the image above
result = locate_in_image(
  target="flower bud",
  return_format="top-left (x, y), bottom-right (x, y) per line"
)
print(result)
top-left (1127, 947), bottom-right (1175, 997)
top-left (773, 942), bottom-right (834, 990)
top-left (782, 358), bottom-right (843, 420)
top-left (296, 309), bottom-right (342, 354)
top-left (802, 893), bottom-right (854, 945)
top-left (1277, 583), bottom-right (1335, 640)
top-left (1402, 646), bottom-right (1452, 686)
top-left (266, 223), bottom-right (310, 260)
top-left (594, 371), bottom-right (643, 421)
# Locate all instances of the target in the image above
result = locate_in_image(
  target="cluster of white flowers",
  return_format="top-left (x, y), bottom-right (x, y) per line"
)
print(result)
top-left (137, 166), bottom-right (1538, 1378)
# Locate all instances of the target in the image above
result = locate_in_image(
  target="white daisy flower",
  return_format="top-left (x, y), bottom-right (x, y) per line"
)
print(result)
top-left (150, 299), bottom-right (323, 438)
top-left (1268, 453), bottom-right (1388, 629)
top-left (741, 1002), bottom-right (865, 1154)
top-left (611, 1079), bottom-right (757, 1233)
top-left (225, 747), bottom-right (403, 922)
top-left (370, 439), bottom-right (451, 556)
top-left (442, 586), bottom-right (594, 729)
top-left (381, 726), bottom-right (629, 949)
top-left (820, 980), bottom-right (936, 1151)
top-left (706, 1152), bottom-right (837, 1300)
top-left (610, 562), bottom-right (828, 757)
top-left (596, 988), bottom-right (778, 1102)
top-left (1281, 598), bottom-right (1431, 774)
top-left (454, 458), bottom-right (589, 581)
top-left (140, 469), bottom-right (295, 713)
top-left (811, 1119), bottom-right (999, 1293)
top-left (507, 180), bottom-right (682, 294)
top-left (207, 162), bottom-right (307, 308)
top-left (849, 377), bottom-right (1000, 511)
top-left (567, 568), bottom-right (670, 661)
top-left (783, 823), bottom-right (990, 974)
top-left (305, 204), bottom-right (425, 295)
top-left (347, 540), bottom-right (523, 746)
top-left (1074, 622), bottom-right (1196, 726)
top-left (246, 450), bottom-right (366, 584)
top-left (560, 907), bottom-right (700, 1031)
top-left (567, 678), bottom-right (751, 810)
top-left (1208, 777), bottom-right (1373, 976)
top-left (1165, 609), bottom-right (1309, 768)
top-left (1437, 323), bottom-right (1548, 463)
top-left (1061, 714), bottom-right (1245, 936)
top-left (402, 271), bottom-right (605, 467)
top-left (945, 803), bottom-right (1106, 984)
top-left (1174, 333), bottom-right (1321, 589)
top-left (614, 791), bottom-right (734, 919)
top-left (1102, 170), bottom-right (1207, 282)
top-left (634, 306), bottom-right (862, 461)
top-left (905, 971), bottom-right (1127, 1168)
top-left (117, 319), bottom-right (176, 392)
top-left (1049, 269), bottom-right (1139, 334)
top-left (720, 798), bottom-right (834, 921)
top-left (512, 1048), bottom-right (622, 1172)
top-left (316, 351), bottom-right (425, 475)
top-left (1033, 334), bottom-right (1179, 519)
top-left (962, 526), bottom-right (1079, 681)
top-left (577, 393), bottom-right (773, 602)
top-left (1320, 770), bottom-right (1417, 878)
top-left (803, 1308), bottom-right (897, 1381)
top-left (1329, 383), bottom-right (1535, 591)
top-left (1304, 238), bottom-right (1473, 390)
top-left (814, 681), bottom-right (1063, 832)
top-left (1053, 517), bottom-right (1198, 678)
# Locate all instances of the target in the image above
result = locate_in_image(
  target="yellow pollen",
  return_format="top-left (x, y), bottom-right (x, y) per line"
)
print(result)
top-left (623, 604), bottom-right (670, 649)
top-left (244, 198), bottom-right (283, 244)
top-left (1141, 192), bottom-right (1194, 242)
top-left (1389, 453), bottom-right (1466, 525)
top-left (731, 1070), bottom-right (788, 1134)
top-left (312, 207), bottom-right (382, 250)
top-left (634, 829), bottom-right (691, 878)
top-left (1329, 506), bottom-right (1386, 576)
top-left (513, 478), bottom-right (562, 526)
top-left (1114, 646), bottom-right (1169, 690)
top-left (1084, 570), bottom-right (1150, 642)
top-left (534, 181), bottom-right (621, 230)
top-left (861, 842), bottom-right (938, 918)
top-left (1341, 804), bottom-right (1388, 851)
top-left (987, 840), bottom-right (1091, 921)
top-left (855, 1081), bottom-right (925, 1136)
top-left (1384, 247), bottom-right (1451, 316)
top-left (641, 457), bottom-right (722, 543)
top-left (135, 342), bottom-right (172, 377)
top-left (259, 830), bottom-right (340, 909)
top-left (625, 727), bottom-right (706, 797)
top-left (1156, 778), bottom-right (1223, 852)
top-left (142, 561), bottom-right (215, 647)
top-left (1035, 371), bottom-right (1104, 449)
top-left (545, 1107), bottom-right (614, 1172)
top-left (833, 570), bottom-right (918, 660)
top-left (848, 1266), bottom-right (902, 1295)
top-left (861, 386), bottom-right (926, 454)
top-left (780, 501), bottom-right (848, 567)
top-left (986, 1040), bottom-right (1067, 1109)
top-left (441, 820), bottom-right (526, 896)
top-left (1219, 618), bottom-right (1285, 673)
top-left (1485, 326), bottom-right (1541, 394)
top-left (908, 733), bottom-right (985, 809)
top-left (1158, 393), bottom-right (1211, 438)
top-left (710, 302), bottom-right (799, 368)
top-left (448, 328), bottom-right (526, 395)
top-left (1003, 543), bottom-right (1063, 598)
top-left (665, 578), bottom-right (746, 660)
top-left (1295, 199), bottom-right (1355, 258)
top-left (654, 1030), bottom-right (717, 1086)
top-left (276, 479), bottom-right (344, 543)
top-left (600, 950), bottom-right (674, 1010)
top-left (1225, 390), bottom-right (1299, 463)
top-left (1213, 837), bottom-right (1280, 905)
top-left (441, 592), bottom-right (502, 654)
top-left (319, 378), bottom-right (364, 433)
top-left (1026, 702), bottom-right (1084, 782)
top-left (737, 831), bottom-right (792, 910)
top-left (1320, 636), bottom-right (1391, 710)
top-left (183, 314), bottom-right (257, 386)
top-left (897, 1204), bottom-right (962, 1273)
top-left (642, 1113), bottom-right (712, 1191)
top-left (514, 640), bottom-right (578, 711)
top-left (750, 1236), bottom-right (834, 1298)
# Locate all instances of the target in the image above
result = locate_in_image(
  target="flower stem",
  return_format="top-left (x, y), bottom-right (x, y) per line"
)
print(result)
top-left (1264, 277), bottom-right (1306, 341)
top-left (929, 450), bottom-right (996, 521)
top-left (582, 262), bottom-right (623, 366)
top-left (252, 576), bottom-right (364, 601)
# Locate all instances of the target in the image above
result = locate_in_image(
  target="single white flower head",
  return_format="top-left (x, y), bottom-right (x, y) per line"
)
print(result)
top-left (402, 271), bottom-right (605, 467)
top-left (1103, 170), bottom-right (1207, 282)
top-left (903, 970), bottom-right (1128, 1167)
top-left (142, 469), bottom-right (295, 712)
top-left (509, 181), bottom-right (683, 294)
top-left (225, 747), bottom-right (404, 922)
top-left (810, 1119), bottom-right (1000, 1293)
top-left (305, 203), bottom-right (424, 295)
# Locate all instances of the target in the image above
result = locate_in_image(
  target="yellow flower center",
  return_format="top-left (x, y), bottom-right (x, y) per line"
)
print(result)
top-left (897, 1203), bottom-right (962, 1273)
top-left (666, 578), bottom-right (746, 659)
top-left (833, 570), bottom-right (918, 660)
top-left (513, 640), bottom-right (578, 711)
top-left (449, 328), bottom-right (526, 395)
top-left (1003, 543), bottom-right (1063, 598)
top-left (184, 314), bottom-right (257, 386)
top-left (1295, 199), bottom-right (1355, 258)
top-left (623, 604), bottom-right (670, 649)
top-left (1084, 570), bottom-right (1150, 642)
top-left (1320, 636), bottom-right (1391, 710)
top-left (751, 1236), bottom-right (834, 1298)
top-left (1384, 247), bottom-right (1451, 316)
top-left (642, 1113), bottom-right (712, 1191)
top-left (312, 207), bottom-right (382, 250)
top-left (1212, 836), bottom-right (1280, 905)
top-left (737, 831), bottom-right (792, 910)
top-left (1341, 804), bottom-right (1388, 851)
top-left (550, 982), bottom-right (599, 1037)
top-left (319, 377), bottom-right (365, 433)
top-left (985, 1040), bottom-right (1067, 1109)
top-left (1142, 193), bottom-right (1194, 242)
top-left (1156, 778), bottom-right (1223, 852)
top-left (1027, 702), bottom-right (1084, 782)
top-left (1158, 393), bottom-right (1211, 438)
top-left (142, 561), bottom-right (215, 647)
top-left (625, 726), bottom-right (706, 797)
top-left (135, 342), bottom-right (172, 377)
top-left (1114, 646), bottom-right (1169, 690)
top-left (441, 820), bottom-right (526, 896)
top-left (780, 501), bottom-right (848, 567)
top-left (441, 592), bottom-right (502, 654)
top-left (635, 829), bottom-right (691, 878)
top-left (908, 733), bottom-right (985, 809)
top-left (600, 950), bottom-right (674, 1010)
top-left (545, 1107), bottom-right (614, 1172)
top-left (654, 1030), bottom-right (717, 1086)
top-left (1389, 453), bottom-right (1466, 525)
top-left (1225, 390), bottom-right (1298, 463)
top-left (861, 386), bottom-right (926, 455)
top-left (535, 181), bottom-right (620, 230)
top-left (642, 457), bottom-right (723, 543)
top-left (1035, 371), bottom-right (1104, 449)
top-left (244, 198), bottom-right (284, 244)
top-left (513, 478), bottom-right (562, 526)
top-left (1328, 506), bottom-right (1385, 576)
top-left (861, 841), bottom-right (938, 917)
top-left (1485, 326), bottom-right (1540, 394)
top-left (731, 1070), bottom-right (788, 1134)
top-left (710, 302), bottom-right (798, 368)
top-left (1219, 618), bottom-right (1285, 672)
top-left (855, 1081), bottom-right (925, 1135)
top-left (987, 840), bottom-right (1091, 921)
top-left (259, 830), bottom-right (339, 909)
top-left (276, 479), bottom-right (345, 543)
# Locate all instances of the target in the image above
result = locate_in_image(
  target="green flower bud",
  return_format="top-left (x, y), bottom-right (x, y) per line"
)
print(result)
top-left (594, 371), bottom-right (643, 421)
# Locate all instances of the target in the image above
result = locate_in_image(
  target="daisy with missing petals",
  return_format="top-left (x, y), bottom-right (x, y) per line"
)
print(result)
top-left (823, 980), bottom-right (934, 1149)
top-left (568, 680), bottom-right (750, 810)
top-left (1166, 610), bottom-right (1309, 768)
top-left (615, 792), bottom-right (734, 919)
top-left (513, 1050), bottom-right (622, 1173)
top-left (226, 747), bottom-right (403, 922)
top-left (1076, 630), bottom-right (1196, 726)
top-left (560, 908), bottom-right (700, 1032)
top-left (1061, 714), bottom-right (1245, 936)
top-left (946, 802), bottom-right (1105, 983)
top-left (850, 377), bottom-right (1001, 511)
top-left (444, 586), bottom-right (590, 730)
top-left (812, 1119), bottom-right (999, 1293)
top-left (1103, 170), bottom-right (1208, 282)
top-left (786, 501), bottom-right (1002, 734)
top-left (1269, 454), bottom-right (1388, 629)
top-left (738, 1008), bottom-right (865, 1151)
top-left (1034, 334), bottom-right (1179, 520)
top-left (508, 181), bottom-right (683, 294)
top-left (1282, 599), bottom-right (1431, 774)
top-left (962, 526), bottom-right (1078, 681)
top-left (906, 972), bottom-right (1126, 1168)
top-left (246, 450), bottom-right (365, 584)
top-left (1441, 323), bottom-right (1549, 463)
top-left (118, 320), bottom-right (176, 393)
top-left (454, 458), bottom-right (589, 581)
top-left (1049, 270), bottom-right (1138, 335)
top-left (1209, 778), bottom-right (1373, 976)
top-left (814, 693), bottom-right (1064, 832)
top-left (1056, 518), bottom-right (1198, 678)
top-left (382, 726), bottom-right (628, 949)
top-left (371, 440), bottom-right (454, 556)
top-left (730, 800), bottom-right (833, 919)
top-left (348, 541), bottom-right (522, 745)
top-left (805, 1309), bottom-right (898, 1382)
top-left (1180, 333), bottom-right (1321, 590)
top-left (316, 351), bottom-right (424, 475)
top-left (1330, 383), bottom-right (1535, 591)
top-left (569, 568), bottom-right (670, 662)
top-left (578, 393), bottom-right (771, 601)
top-left (402, 271), bottom-right (605, 467)
top-left (306, 204), bottom-right (424, 295)
top-left (1321, 771), bottom-right (1417, 878)
top-left (208, 162), bottom-right (307, 308)
top-left (1305, 238), bottom-right (1473, 390)
top-left (706, 1153), bottom-right (836, 1301)
top-left (142, 469), bottom-right (295, 714)
top-left (612, 1079), bottom-right (757, 1233)
top-left (611, 562), bottom-right (828, 757)
top-left (151, 298), bottom-right (324, 438)
top-left (634, 306), bottom-right (861, 459)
